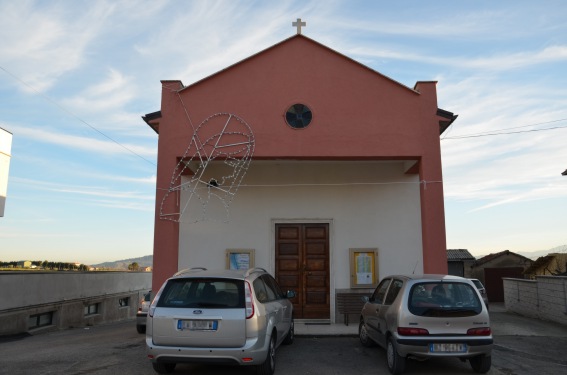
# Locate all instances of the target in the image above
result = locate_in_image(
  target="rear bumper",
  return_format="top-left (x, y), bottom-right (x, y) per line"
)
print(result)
top-left (395, 335), bottom-right (493, 358)
top-left (146, 334), bottom-right (270, 366)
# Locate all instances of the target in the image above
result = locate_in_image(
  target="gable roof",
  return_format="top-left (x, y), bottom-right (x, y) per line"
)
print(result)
top-left (143, 34), bottom-right (457, 136)
top-left (474, 250), bottom-right (532, 266)
top-left (180, 34), bottom-right (417, 95)
top-left (524, 255), bottom-right (554, 275)
top-left (524, 253), bottom-right (567, 275)
top-left (447, 249), bottom-right (475, 261)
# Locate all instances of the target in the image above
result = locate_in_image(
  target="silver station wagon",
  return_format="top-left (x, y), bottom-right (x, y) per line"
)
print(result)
top-left (359, 274), bottom-right (493, 374)
top-left (146, 267), bottom-right (295, 375)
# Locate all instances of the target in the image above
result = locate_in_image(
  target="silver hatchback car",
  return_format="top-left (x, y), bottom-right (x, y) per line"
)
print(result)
top-left (146, 267), bottom-right (295, 374)
top-left (359, 274), bottom-right (493, 374)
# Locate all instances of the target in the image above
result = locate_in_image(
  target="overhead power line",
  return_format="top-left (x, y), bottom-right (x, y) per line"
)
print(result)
top-left (0, 65), bottom-right (156, 166)
top-left (443, 118), bottom-right (567, 140)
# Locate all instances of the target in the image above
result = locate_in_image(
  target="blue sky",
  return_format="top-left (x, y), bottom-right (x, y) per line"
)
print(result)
top-left (1, 0), bottom-right (566, 264)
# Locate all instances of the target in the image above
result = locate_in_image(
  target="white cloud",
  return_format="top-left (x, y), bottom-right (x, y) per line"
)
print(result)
top-left (10, 124), bottom-right (156, 159)
top-left (346, 44), bottom-right (567, 72)
top-left (62, 68), bottom-right (136, 113)
top-left (11, 176), bottom-right (154, 211)
top-left (0, 1), bottom-right (116, 92)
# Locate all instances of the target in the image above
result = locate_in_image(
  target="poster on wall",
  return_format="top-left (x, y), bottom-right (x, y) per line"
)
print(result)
top-left (349, 248), bottom-right (379, 288)
top-left (226, 249), bottom-right (255, 270)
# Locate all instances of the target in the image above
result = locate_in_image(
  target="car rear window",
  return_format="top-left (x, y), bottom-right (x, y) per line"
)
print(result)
top-left (157, 278), bottom-right (245, 308)
top-left (408, 282), bottom-right (482, 317)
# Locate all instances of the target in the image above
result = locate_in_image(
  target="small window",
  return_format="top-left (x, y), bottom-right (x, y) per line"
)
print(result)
top-left (285, 104), bottom-right (312, 129)
top-left (84, 303), bottom-right (100, 316)
top-left (253, 278), bottom-right (271, 303)
top-left (119, 297), bottom-right (129, 307)
top-left (263, 275), bottom-right (285, 299)
top-left (384, 279), bottom-right (403, 305)
top-left (29, 311), bottom-right (53, 329)
top-left (370, 278), bottom-right (391, 304)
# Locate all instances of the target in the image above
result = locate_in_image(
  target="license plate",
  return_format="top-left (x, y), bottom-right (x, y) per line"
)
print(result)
top-left (429, 343), bottom-right (467, 353)
top-left (177, 320), bottom-right (218, 331)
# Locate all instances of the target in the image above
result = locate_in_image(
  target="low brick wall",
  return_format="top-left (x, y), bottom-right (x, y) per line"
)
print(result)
top-left (503, 276), bottom-right (567, 326)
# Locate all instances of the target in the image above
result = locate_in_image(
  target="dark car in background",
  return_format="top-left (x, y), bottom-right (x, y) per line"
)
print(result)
top-left (469, 278), bottom-right (489, 310)
top-left (136, 291), bottom-right (151, 334)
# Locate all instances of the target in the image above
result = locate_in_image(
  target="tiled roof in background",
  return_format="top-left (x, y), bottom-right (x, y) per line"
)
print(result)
top-left (447, 249), bottom-right (476, 261)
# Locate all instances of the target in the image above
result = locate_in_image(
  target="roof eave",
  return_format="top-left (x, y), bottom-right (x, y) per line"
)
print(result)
top-left (142, 110), bottom-right (162, 134)
top-left (437, 108), bottom-right (458, 135)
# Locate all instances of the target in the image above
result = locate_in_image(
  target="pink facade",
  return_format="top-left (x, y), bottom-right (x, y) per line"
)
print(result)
top-left (144, 35), bottom-right (456, 291)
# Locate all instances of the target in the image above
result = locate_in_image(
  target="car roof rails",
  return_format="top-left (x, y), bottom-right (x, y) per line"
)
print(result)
top-left (245, 267), bottom-right (268, 277)
top-left (174, 267), bottom-right (207, 276)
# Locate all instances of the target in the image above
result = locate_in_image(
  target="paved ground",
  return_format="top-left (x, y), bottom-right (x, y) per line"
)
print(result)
top-left (1, 306), bottom-right (566, 375)
top-left (488, 305), bottom-right (567, 375)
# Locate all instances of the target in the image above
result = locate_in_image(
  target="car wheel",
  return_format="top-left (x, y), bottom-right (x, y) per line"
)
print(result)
top-left (136, 324), bottom-right (146, 334)
top-left (283, 319), bottom-right (294, 345)
top-left (386, 336), bottom-right (406, 375)
top-left (256, 334), bottom-right (276, 375)
top-left (358, 319), bottom-right (374, 347)
top-left (152, 362), bottom-right (176, 374)
top-left (470, 355), bottom-right (491, 373)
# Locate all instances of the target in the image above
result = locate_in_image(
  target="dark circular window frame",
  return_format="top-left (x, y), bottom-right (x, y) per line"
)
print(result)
top-left (284, 103), bottom-right (313, 129)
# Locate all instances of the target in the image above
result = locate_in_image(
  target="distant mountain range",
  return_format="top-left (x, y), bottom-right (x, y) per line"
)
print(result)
top-left (91, 255), bottom-right (153, 270)
top-left (512, 245), bottom-right (567, 260)
top-left (473, 244), bottom-right (567, 261)
top-left (91, 245), bottom-right (567, 270)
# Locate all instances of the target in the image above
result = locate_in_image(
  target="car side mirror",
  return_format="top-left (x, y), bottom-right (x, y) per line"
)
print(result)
top-left (286, 290), bottom-right (296, 299)
top-left (362, 296), bottom-right (370, 303)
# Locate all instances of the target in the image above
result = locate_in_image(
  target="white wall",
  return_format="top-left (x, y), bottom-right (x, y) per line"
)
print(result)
top-left (0, 272), bottom-right (151, 311)
top-left (0, 272), bottom-right (152, 335)
top-left (0, 127), bottom-right (12, 217)
top-left (504, 276), bottom-right (567, 326)
top-left (178, 161), bottom-right (423, 290)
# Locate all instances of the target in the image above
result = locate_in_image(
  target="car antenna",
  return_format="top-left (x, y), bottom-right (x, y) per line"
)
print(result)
top-left (412, 260), bottom-right (419, 274)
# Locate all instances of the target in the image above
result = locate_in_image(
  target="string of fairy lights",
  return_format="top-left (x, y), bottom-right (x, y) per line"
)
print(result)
top-left (157, 97), bottom-right (255, 223)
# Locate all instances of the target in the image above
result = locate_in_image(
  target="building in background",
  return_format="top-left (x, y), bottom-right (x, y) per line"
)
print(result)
top-left (447, 249), bottom-right (476, 278)
top-left (471, 250), bottom-right (533, 302)
top-left (524, 253), bottom-right (567, 278)
top-left (0, 127), bottom-right (12, 217)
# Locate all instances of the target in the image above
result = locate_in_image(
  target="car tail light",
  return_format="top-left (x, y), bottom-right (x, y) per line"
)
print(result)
top-left (148, 303), bottom-right (157, 318)
top-left (467, 327), bottom-right (491, 336)
top-left (245, 281), bottom-right (255, 319)
top-left (398, 327), bottom-right (429, 336)
top-left (148, 292), bottom-right (161, 318)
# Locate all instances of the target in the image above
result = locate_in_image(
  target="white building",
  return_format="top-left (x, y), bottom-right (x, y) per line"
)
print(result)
top-left (0, 127), bottom-right (12, 217)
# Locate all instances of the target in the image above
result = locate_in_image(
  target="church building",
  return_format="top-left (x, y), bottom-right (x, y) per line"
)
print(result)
top-left (143, 26), bottom-right (456, 322)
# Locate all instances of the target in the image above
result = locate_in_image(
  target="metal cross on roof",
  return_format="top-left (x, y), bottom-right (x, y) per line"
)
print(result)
top-left (292, 18), bottom-right (306, 34)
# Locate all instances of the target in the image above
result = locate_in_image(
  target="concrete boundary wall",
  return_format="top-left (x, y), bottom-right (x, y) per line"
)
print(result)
top-left (0, 272), bottom-right (152, 336)
top-left (503, 276), bottom-right (567, 326)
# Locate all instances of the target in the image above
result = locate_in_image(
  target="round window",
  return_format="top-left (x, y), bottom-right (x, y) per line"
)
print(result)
top-left (285, 104), bottom-right (312, 129)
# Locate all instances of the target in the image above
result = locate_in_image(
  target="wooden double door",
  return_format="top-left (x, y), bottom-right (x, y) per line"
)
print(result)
top-left (275, 223), bottom-right (330, 320)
